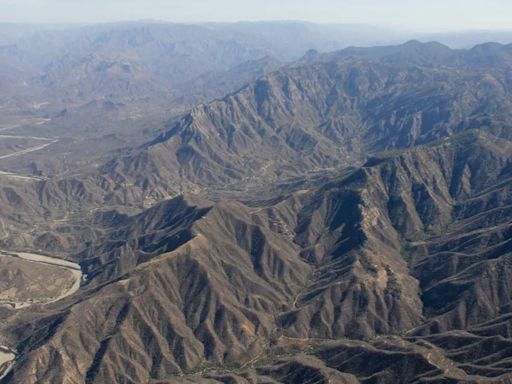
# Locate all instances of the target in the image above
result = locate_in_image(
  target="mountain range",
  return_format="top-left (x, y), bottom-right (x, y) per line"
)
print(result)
top-left (0, 24), bottom-right (512, 383)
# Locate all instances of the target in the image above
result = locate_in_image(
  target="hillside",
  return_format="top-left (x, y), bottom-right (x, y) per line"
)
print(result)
top-left (3, 131), bottom-right (512, 383)
top-left (1, 40), bottom-right (512, 383)
top-left (101, 41), bottom-right (512, 202)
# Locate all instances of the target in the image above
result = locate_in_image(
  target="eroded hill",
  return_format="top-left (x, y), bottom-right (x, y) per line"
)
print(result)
top-left (1, 41), bottom-right (512, 383)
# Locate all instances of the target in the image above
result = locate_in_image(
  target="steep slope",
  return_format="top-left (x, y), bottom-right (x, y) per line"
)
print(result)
top-left (2, 196), bottom-right (312, 383)
top-left (3, 41), bottom-right (512, 384)
top-left (4, 131), bottom-right (512, 383)
top-left (325, 131), bottom-right (512, 337)
top-left (103, 42), bottom-right (512, 201)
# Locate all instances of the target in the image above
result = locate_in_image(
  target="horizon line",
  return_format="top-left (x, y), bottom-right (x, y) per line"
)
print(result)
top-left (1, 19), bottom-right (512, 35)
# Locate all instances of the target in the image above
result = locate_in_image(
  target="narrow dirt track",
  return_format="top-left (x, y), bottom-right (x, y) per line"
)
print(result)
top-left (0, 119), bottom-right (57, 179)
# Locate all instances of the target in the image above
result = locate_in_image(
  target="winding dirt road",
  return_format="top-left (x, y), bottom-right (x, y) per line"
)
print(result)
top-left (0, 140), bottom-right (57, 161)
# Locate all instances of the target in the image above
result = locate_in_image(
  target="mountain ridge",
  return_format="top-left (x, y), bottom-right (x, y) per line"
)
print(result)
top-left (2, 40), bottom-right (512, 383)
top-left (3, 129), bottom-right (512, 382)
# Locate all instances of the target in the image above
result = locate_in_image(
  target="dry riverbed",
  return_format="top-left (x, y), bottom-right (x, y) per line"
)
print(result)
top-left (0, 346), bottom-right (16, 380)
top-left (0, 250), bottom-right (82, 310)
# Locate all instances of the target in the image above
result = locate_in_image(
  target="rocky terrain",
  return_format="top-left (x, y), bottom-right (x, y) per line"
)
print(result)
top-left (91, 41), bottom-right (512, 207)
top-left (1, 32), bottom-right (512, 383)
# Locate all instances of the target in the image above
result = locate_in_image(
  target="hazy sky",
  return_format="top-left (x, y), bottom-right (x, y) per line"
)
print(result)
top-left (1, 0), bottom-right (512, 31)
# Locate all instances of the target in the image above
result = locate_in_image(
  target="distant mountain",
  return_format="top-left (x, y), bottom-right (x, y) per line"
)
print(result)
top-left (97, 41), bottom-right (512, 203)
top-left (300, 39), bottom-right (512, 67)
top-left (420, 29), bottom-right (512, 49)
top-left (1, 23), bottom-right (511, 177)
top-left (2, 22), bottom-right (512, 113)
top-left (172, 55), bottom-right (283, 110)
top-left (0, 21), bottom-right (404, 116)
